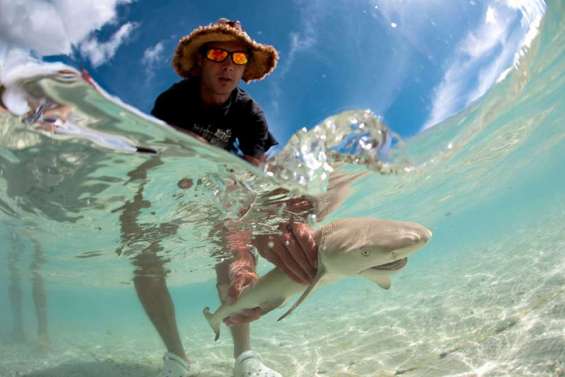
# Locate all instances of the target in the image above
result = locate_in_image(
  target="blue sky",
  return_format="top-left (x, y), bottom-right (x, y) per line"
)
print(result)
top-left (0, 0), bottom-right (545, 148)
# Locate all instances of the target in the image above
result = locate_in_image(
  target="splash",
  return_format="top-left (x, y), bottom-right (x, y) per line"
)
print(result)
top-left (265, 109), bottom-right (407, 195)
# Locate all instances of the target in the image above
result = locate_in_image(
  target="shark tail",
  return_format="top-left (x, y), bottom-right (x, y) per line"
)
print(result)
top-left (203, 307), bottom-right (221, 341)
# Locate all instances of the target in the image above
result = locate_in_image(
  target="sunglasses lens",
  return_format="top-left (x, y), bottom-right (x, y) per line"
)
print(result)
top-left (205, 48), bottom-right (248, 65)
top-left (232, 52), bottom-right (248, 65)
top-left (207, 48), bottom-right (228, 62)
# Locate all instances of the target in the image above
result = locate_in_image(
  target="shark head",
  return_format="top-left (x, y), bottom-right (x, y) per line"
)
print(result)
top-left (319, 217), bottom-right (431, 277)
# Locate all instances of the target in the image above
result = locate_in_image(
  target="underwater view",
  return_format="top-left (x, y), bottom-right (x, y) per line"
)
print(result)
top-left (0, 0), bottom-right (564, 376)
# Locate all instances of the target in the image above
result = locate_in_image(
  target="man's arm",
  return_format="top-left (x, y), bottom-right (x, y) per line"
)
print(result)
top-left (221, 151), bottom-right (318, 324)
top-left (241, 151), bottom-right (319, 284)
top-left (243, 154), bottom-right (265, 167)
top-left (237, 98), bottom-right (278, 162)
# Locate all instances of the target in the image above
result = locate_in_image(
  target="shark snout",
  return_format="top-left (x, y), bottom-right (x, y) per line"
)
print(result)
top-left (382, 223), bottom-right (432, 257)
top-left (409, 226), bottom-right (432, 244)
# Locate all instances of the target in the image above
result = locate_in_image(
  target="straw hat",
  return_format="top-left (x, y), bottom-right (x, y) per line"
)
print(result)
top-left (172, 19), bottom-right (279, 83)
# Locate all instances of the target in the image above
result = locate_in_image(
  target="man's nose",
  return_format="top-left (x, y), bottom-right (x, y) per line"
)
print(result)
top-left (220, 57), bottom-right (236, 70)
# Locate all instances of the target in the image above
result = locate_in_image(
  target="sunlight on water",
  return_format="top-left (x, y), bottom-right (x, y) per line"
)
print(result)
top-left (0, 0), bottom-right (564, 376)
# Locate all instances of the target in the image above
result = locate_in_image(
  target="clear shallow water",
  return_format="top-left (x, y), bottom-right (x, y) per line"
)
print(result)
top-left (1, 1), bottom-right (564, 377)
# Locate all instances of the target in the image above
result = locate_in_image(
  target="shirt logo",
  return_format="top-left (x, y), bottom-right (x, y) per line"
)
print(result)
top-left (213, 128), bottom-right (232, 144)
top-left (192, 124), bottom-right (232, 147)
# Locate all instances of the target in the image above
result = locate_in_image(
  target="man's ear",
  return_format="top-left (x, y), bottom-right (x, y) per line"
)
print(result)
top-left (190, 55), bottom-right (203, 77)
top-left (196, 53), bottom-right (203, 67)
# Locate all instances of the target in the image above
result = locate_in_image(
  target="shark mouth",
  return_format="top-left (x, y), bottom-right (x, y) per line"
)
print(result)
top-left (366, 257), bottom-right (408, 272)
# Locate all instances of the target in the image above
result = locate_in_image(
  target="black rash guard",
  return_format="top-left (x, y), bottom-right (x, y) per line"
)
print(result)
top-left (151, 78), bottom-right (278, 157)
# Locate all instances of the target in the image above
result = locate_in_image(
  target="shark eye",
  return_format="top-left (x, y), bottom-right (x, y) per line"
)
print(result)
top-left (361, 249), bottom-right (370, 257)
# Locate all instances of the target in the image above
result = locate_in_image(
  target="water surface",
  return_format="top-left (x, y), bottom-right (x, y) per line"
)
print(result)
top-left (0, 1), bottom-right (564, 376)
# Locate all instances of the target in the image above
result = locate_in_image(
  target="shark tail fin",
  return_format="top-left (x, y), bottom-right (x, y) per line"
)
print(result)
top-left (203, 307), bottom-right (221, 341)
top-left (277, 266), bottom-right (325, 322)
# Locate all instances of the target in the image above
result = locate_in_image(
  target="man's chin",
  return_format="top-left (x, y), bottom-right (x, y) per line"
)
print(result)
top-left (214, 87), bottom-right (235, 96)
top-left (216, 79), bottom-right (236, 89)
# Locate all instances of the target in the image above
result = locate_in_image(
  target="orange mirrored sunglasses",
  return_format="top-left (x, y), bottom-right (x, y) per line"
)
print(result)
top-left (205, 48), bottom-right (249, 65)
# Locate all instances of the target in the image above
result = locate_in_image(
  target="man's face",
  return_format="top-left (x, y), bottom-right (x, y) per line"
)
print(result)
top-left (199, 41), bottom-right (248, 98)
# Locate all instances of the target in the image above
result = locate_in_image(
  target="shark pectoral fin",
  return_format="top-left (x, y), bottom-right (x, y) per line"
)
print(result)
top-left (277, 266), bottom-right (326, 322)
top-left (360, 270), bottom-right (392, 290)
top-left (373, 275), bottom-right (391, 290)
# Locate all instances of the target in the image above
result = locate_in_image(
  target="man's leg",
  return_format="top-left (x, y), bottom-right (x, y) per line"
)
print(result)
top-left (8, 249), bottom-right (25, 341)
top-left (120, 158), bottom-right (190, 374)
top-left (215, 260), bottom-right (251, 358)
top-left (229, 324), bottom-right (251, 358)
top-left (133, 246), bottom-right (188, 362)
top-left (31, 240), bottom-right (48, 350)
top-left (216, 259), bottom-right (282, 377)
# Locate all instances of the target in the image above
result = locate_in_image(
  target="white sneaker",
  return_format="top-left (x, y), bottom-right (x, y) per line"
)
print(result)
top-left (158, 352), bottom-right (191, 377)
top-left (234, 351), bottom-right (282, 377)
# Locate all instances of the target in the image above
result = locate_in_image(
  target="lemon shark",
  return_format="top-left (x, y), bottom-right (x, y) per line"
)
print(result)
top-left (203, 217), bottom-right (432, 340)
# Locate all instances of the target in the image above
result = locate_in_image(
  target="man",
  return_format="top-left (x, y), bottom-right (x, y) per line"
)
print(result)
top-left (141, 19), bottom-right (318, 377)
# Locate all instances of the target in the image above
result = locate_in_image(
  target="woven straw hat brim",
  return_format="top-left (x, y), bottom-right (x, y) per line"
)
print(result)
top-left (173, 24), bottom-right (278, 83)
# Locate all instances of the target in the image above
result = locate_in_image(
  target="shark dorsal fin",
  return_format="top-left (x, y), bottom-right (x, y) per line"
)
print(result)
top-left (277, 264), bottom-right (326, 321)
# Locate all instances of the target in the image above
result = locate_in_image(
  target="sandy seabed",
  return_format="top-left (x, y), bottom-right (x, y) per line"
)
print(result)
top-left (1, 218), bottom-right (564, 377)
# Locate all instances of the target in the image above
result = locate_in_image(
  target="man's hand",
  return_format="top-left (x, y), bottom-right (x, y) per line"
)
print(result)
top-left (224, 260), bottom-right (262, 326)
top-left (254, 223), bottom-right (318, 285)
top-left (221, 230), bottom-right (263, 326)
top-left (227, 259), bottom-right (258, 301)
top-left (284, 197), bottom-right (315, 215)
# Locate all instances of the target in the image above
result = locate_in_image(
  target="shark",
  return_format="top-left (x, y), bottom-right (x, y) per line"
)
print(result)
top-left (203, 217), bottom-right (432, 340)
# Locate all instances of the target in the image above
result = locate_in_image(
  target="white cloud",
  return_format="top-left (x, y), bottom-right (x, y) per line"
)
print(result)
top-left (0, 0), bottom-right (70, 55)
top-left (370, 0), bottom-right (462, 59)
top-left (52, 0), bottom-right (133, 44)
top-left (422, 0), bottom-right (546, 130)
top-left (267, 0), bottom-right (322, 121)
top-left (277, 0), bottom-right (325, 77)
top-left (280, 24), bottom-right (317, 77)
top-left (142, 41), bottom-right (165, 69)
top-left (0, 0), bottom-right (135, 68)
top-left (460, 6), bottom-right (507, 59)
top-left (79, 22), bottom-right (138, 67)
top-left (467, 35), bottom-right (517, 103)
top-left (499, 0), bottom-right (546, 76)
top-left (141, 41), bottom-right (165, 80)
